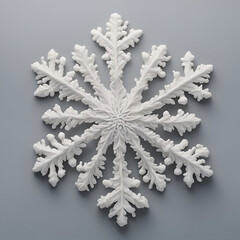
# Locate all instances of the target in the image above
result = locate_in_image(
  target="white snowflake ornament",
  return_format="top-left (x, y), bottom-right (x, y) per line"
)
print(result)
top-left (32, 13), bottom-right (213, 227)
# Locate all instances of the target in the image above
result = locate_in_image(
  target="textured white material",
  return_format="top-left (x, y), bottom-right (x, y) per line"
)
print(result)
top-left (31, 13), bottom-right (213, 227)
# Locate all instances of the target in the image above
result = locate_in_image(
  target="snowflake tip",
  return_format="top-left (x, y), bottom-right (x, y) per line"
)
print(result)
top-left (117, 218), bottom-right (128, 227)
top-left (141, 52), bottom-right (150, 62)
top-left (33, 142), bottom-right (42, 154)
top-left (102, 179), bottom-right (112, 188)
top-left (159, 164), bottom-right (166, 173)
top-left (208, 64), bottom-right (214, 72)
top-left (174, 168), bottom-right (182, 175)
top-left (69, 158), bottom-right (77, 167)
top-left (164, 157), bottom-right (173, 165)
top-left (111, 12), bottom-right (121, 19)
top-left (181, 139), bottom-right (188, 146)
top-left (46, 133), bottom-right (55, 141)
top-left (58, 169), bottom-right (66, 178)
top-left (90, 27), bottom-right (101, 37)
top-left (59, 56), bottom-right (66, 65)
top-left (32, 162), bottom-right (39, 172)
top-left (206, 168), bottom-right (213, 177)
top-left (178, 95), bottom-right (188, 105)
top-left (48, 49), bottom-right (58, 60)
top-left (143, 175), bottom-right (150, 183)
top-left (31, 62), bottom-right (37, 70)
top-left (58, 132), bottom-right (65, 140)
top-left (73, 44), bottom-right (85, 52)
top-left (173, 70), bottom-right (181, 78)
top-left (49, 176), bottom-right (59, 187)
top-left (181, 51), bottom-right (195, 62)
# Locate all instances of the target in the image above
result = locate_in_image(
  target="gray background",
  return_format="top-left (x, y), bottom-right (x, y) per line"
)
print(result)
top-left (0, 0), bottom-right (240, 239)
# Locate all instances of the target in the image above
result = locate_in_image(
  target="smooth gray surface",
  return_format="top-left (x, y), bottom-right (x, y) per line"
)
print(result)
top-left (0, 0), bottom-right (240, 239)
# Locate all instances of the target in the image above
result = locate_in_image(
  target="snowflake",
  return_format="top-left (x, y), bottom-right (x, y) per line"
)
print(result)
top-left (32, 13), bottom-right (213, 227)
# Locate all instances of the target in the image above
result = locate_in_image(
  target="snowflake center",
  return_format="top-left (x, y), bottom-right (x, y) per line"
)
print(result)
top-left (112, 108), bottom-right (126, 120)
top-left (111, 112), bottom-right (128, 132)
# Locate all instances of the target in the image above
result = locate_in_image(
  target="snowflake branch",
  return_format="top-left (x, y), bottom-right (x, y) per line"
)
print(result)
top-left (158, 109), bottom-right (201, 136)
top-left (42, 104), bottom-right (110, 130)
top-left (129, 110), bottom-right (200, 135)
top-left (91, 13), bottom-right (143, 104)
top-left (132, 51), bottom-right (213, 115)
top-left (33, 123), bottom-right (106, 187)
top-left (127, 109), bottom-right (200, 136)
top-left (126, 45), bottom-right (170, 108)
top-left (165, 141), bottom-right (213, 188)
top-left (127, 130), bottom-right (170, 191)
top-left (75, 125), bottom-right (115, 191)
top-left (31, 49), bottom-right (100, 108)
top-left (72, 45), bottom-right (113, 105)
top-left (97, 130), bottom-right (148, 227)
top-left (131, 124), bottom-right (213, 188)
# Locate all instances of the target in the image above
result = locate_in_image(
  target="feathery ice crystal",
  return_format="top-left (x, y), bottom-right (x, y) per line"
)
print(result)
top-left (32, 13), bottom-right (213, 227)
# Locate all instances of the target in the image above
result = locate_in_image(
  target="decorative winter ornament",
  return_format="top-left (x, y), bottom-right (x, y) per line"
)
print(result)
top-left (32, 13), bottom-right (213, 227)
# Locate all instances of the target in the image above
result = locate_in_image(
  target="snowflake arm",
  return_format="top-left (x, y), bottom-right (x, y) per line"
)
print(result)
top-left (132, 51), bottom-right (213, 115)
top-left (75, 124), bottom-right (115, 191)
top-left (127, 129), bottom-right (170, 191)
top-left (131, 124), bottom-right (213, 187)
top-left (91, 13), bottom-right (143, 103)
top-left (166, 141), bottom-right (212, 188)
top-left (158, 109), bottom-right (201, 136)
top-left (125, 45), bottom-right (171, 108)
top-left (131, 109), bottom-right (201, 135)
top-left (33, 123), bottom-right (106, 187)
top-left (31, 49), bottom-right (100, 108)
top-left (97, 131), bottom-right (149, 227)
top-left (42, 104), bottom-right (111, 130)
top-left (72, 45), bottom-right (113, 105)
